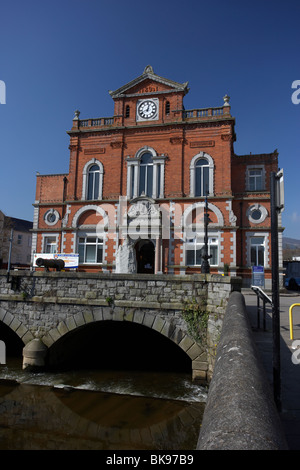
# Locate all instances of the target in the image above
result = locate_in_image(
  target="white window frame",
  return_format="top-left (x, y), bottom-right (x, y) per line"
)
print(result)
top-left (190, 152), bottom-right (214, 197)
top-left (246, 165), bottom-right (265, 191)
top-left (185, 235), bottom-right (219, 267)
top-left (246, 232), bottom-right (269, 267)
top-left (126, 146), bottom-right (166, 199)
top-left (82, 159), bottom-right (104, 201)
top-left (246, 203), bottom-right (268, 224)
top-left (77, 232), bottom-right (104, 265)
top-left (250, 236), bottom-right (265, 266)
top-left (139, 152), bottom-right (154, 197)
top-left (42, 234), bottom-right (59, 254)
top-left (44, 209), bottom-right (60, 226)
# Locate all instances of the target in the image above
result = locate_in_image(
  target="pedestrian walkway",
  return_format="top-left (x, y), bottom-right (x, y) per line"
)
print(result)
top-left (244, 290), bottom-right (300, 450)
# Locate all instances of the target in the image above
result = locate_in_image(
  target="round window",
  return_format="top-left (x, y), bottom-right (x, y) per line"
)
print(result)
top-left (247, 204), bottom-right (267, 224)
top-left (251, 209), bottom-right (262, 221)
top-left (45, 209), bottom-right (59, 226)
top-left (47, 212), bottom-right (56, 223)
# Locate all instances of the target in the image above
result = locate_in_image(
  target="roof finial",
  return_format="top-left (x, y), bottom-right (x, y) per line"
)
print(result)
top-left (144, 65), bottom-right (154, 74)
top-left (223, 94), bottom-right (230, 106)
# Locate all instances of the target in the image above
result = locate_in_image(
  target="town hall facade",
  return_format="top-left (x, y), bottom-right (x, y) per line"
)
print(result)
top-left (32, 66), bottom-right (283, 287)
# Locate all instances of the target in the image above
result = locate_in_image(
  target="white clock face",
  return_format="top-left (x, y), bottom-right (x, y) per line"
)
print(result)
top-left (137, 99), bottom-right (158, 120)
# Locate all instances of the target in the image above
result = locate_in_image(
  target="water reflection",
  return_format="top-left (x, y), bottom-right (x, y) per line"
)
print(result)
top-left (0, 360), bottom-right (206, 450)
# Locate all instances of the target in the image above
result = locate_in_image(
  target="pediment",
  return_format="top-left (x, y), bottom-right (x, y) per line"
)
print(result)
top-left (109, 65), bottom-right (189, 98)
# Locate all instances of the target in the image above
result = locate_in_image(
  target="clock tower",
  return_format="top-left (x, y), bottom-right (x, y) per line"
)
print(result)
top-left (109, 65), bottom-right (189, 126)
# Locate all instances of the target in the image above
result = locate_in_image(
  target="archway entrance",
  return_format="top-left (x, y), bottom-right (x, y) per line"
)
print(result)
top-left (135, 240), bottom-right (155, 274)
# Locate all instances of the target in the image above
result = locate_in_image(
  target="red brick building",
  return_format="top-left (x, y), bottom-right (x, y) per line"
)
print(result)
top-left (32, 66), bottom-right (283, 287)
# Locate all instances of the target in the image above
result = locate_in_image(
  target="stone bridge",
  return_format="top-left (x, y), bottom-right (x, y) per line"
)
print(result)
top-left (0, 270), bottom-right (241, 382)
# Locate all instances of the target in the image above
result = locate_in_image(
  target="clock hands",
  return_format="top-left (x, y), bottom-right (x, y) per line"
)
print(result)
top-left (137, 100), bottom-right (157, 119)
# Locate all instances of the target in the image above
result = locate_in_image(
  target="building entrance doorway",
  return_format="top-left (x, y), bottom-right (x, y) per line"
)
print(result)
top-left (135, 240), bottom-right (155, 274)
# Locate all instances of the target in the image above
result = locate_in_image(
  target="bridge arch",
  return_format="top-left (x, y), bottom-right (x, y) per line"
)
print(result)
top-left (0, 307), bottom-right (32, 358)
top-left (0, 307), bottom-right (33, 345)
top-left (42, 308), bottom-right (205, 373)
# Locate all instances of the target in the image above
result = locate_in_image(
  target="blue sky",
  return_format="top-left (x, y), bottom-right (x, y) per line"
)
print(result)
top-left (1, 0), bottom-right (299, 238)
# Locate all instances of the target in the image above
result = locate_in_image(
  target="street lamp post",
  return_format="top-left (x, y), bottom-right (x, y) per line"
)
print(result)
top-left (201, 193), bottom-right (212, 274)
top-left (6, 228), bottom-right (13, 283)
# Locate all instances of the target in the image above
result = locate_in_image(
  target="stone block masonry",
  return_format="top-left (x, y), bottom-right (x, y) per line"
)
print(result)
top-left (197, 291), bottom-right (287, 449)
top-left (0, 270), bottom-right (241, 382)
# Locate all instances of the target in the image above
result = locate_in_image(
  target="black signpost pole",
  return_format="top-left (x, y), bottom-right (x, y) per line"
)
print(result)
top-left (270, 171), bottom-right (281, 411)
top-left (201, 193), bottom-right (212, 274)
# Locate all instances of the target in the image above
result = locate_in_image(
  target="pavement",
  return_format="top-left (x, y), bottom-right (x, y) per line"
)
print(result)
top-left (243, 289), bottom-right (300, 450)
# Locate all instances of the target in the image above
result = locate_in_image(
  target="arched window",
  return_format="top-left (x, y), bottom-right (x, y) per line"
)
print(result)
top-left (195, 158), bottom-right (210, 196)
top-left (139, 153), bottom-right (153, 197)
top-left (126, 147), bottom-right (166, 199)
top-left (87, 164), bottom-right (100, 200)
top-left (190, 152), bottom-right (214, 197)
top-left (82, 159), bottom-right (104, 201)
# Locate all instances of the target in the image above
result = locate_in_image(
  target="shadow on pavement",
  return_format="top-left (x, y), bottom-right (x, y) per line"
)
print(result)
top-left (245, 292), bottom-right (300, 450)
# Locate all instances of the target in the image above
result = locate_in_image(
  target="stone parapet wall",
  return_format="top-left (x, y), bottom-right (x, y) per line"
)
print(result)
top-left (197, 291), bottom-right (287, 449)
top-left (0, 270), bottom-right (240, 311)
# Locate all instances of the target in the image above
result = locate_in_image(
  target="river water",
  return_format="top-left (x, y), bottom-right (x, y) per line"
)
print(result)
top-left (0, 358), bottom-right (207, 450)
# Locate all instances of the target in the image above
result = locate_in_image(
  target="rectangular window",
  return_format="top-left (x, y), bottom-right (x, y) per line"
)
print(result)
top-left (131, 166), bottom-right (135, 199)
top-left (17, 235), bottom-right (22, 245)
top-left (186, 237), bottom-right (218, 266)
top-left (78, 236), bottom-right (103, 264)
top-left (157, 164), bottom-right (161, 198)
top-left (88, 171), bottom-right (99, 200)
top-left (248, 169), bottom-right (263, 191)
top-left (139, 165), bottom-right (146, 195)
top-left (250, 236), bottom-right (265, 266)
top-left (139, 165), bottom-right (153, 197)
top-left (146, 165), bottom-right (153, 197)
top-left (195, 162), bottom-right (209, 196)
top-left (43, 236), bottom-right (57, 254)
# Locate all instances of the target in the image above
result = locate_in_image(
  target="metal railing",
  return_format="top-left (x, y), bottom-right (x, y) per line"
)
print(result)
top-left (251, 285), bottom-right (272, 331)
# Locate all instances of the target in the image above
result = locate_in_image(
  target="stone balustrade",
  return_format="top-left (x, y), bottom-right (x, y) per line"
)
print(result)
top-left (75, 104), bottom-right (231, 130)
